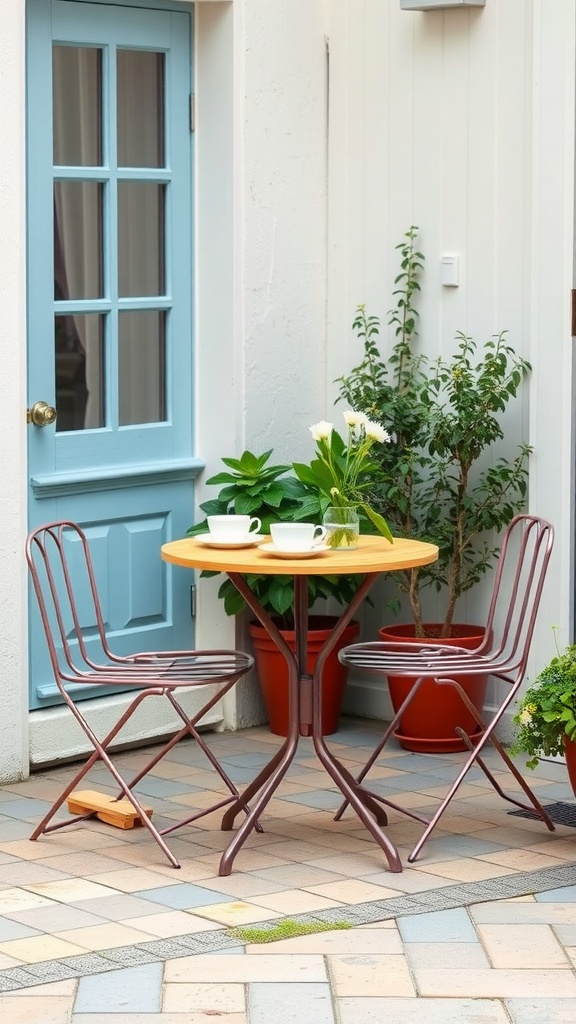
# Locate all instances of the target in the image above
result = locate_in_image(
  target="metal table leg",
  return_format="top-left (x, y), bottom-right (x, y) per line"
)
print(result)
top-left (217, 568), bottom-right (402, 875)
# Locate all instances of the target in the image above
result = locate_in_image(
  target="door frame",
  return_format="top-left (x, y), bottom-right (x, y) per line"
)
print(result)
top-left (5, 0), bottom-right (266, 781)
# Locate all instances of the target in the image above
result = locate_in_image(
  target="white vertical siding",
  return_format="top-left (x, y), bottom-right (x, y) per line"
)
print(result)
top-left (240, 0), bottom-right (330, 464)
top-left (328, 0), bottom-right (576, 724)
top-left (0, 0), bottom-right (28, 781)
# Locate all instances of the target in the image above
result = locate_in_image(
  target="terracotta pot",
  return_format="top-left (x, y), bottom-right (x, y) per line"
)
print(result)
top-left (378, 623), bottom-right (488, 753)
top-left (563, 736), bottom-right (576, 796)
top-left (249, 616), bottom-right (361, 737)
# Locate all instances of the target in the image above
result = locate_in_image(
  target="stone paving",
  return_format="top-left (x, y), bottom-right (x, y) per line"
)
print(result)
top-left (0, 718), bottom-right (575, 1021)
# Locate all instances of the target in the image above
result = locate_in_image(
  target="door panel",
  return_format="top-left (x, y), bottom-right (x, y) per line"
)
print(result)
top-left (27, 0), bottom-right (200, 710)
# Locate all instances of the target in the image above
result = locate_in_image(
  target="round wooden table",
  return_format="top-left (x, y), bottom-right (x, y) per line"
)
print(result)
top-left (161, 534), bottom-right (438, 874)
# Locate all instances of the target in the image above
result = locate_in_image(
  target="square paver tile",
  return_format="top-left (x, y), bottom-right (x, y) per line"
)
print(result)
top-left (248, 982), bottom-right (335, 1024)
top-left (477, 923), bottom-right (569, 969)
top-left (190, 902), bottom-right (282, 927)
top-left (133, 883), bottom-right (232, 910)
top-left (397, 908), bottom-right (477, 944)
top-left (74, 962), bottom-right (163, 1013)
top-left (330, 953), bottom-right (415, 997)
top-left (415, 968), bottom-right (576, 998)
top-left (0, 934), bottom-right (87, 963)
top-left (165, 952), bottom-right (327, 983)
top-left (506, 998), bottom-right (576, 1022)
top-left (23, 879), bottom-right (119, 904)
top-left (0, 888), bottom-right (54, 915)
top-left (304, 879), bottom-right (399, 903)
top-left (249, 890), bottom-right (342, 914)
top-left (404, 940), bottom-right (491, 970)
top-left (163, 982), bottom-right (245, 1013)
top-left (0, 994), bottom-right (74, 1024)
top-left (339, 997), bottom-right (508, 1024)
top-left (70, 894), bottom-right (172, 921)
top-left (55, 921), bottom-right (159, 950)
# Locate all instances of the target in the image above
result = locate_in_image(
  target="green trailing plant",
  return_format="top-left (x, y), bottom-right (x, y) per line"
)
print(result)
top-left (187, 450), bottom-right (361, 628)
top-left (511, 638), bottom-right (576, 769)
top-left (337, 226), bottom-right (532, 638)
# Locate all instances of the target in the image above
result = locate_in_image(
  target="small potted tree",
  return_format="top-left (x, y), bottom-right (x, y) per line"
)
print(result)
top-left (337, 227), bottom-right (533, 750)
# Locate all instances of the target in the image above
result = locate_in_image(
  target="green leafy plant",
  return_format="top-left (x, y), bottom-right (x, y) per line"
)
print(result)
top-left (292, 411), bottom-right (394, 544)
top-left (511, 640), bottom-right (576, 769)
top-left (337, 227), bottom-right (532, 638)
top-left (188, 450), bottom-right (361, 628)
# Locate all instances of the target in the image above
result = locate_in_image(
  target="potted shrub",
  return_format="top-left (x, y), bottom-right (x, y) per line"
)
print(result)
top-left (188, 423), bottom-right (395, 736)
top-left (336, 227), bottom-right (533, 750)
top-left (511, 641), bottom-right (576, 794)
top-left (187, 450), bottom-right (364, 735)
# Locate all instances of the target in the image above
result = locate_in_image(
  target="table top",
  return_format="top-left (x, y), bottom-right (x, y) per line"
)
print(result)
top-left (161, 534), bottom-right (439, 576)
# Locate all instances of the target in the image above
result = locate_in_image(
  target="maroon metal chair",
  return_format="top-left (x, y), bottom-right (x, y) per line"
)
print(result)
top-left (26, 520), bottom-right (255, 868)
top-left (336, 514), bottom-right (556, 862)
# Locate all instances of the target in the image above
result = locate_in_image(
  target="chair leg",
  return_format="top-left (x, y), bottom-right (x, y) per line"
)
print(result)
top-left (459, 729), bottom-right (555, 828)
top-left (407, 719), bottom-right (555, 864)
top-left (117, 688), bottom-right (263, 835)
top-left (333, 676), bottom-right (428, 822)
top-left (31, 691), bottom-right (181, 869)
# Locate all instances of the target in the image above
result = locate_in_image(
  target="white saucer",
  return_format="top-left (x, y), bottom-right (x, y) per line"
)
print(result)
top-left (194, 533), bottom-right (265, 549)
top-left (258, 541), bottom-right (330, 559)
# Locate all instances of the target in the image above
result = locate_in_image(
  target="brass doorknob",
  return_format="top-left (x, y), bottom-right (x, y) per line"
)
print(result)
top-left (27, 401), bottom-right (57, 427)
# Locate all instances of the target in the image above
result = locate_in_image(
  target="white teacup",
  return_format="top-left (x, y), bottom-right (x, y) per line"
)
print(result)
top-left (270, 522), bottom-right (327, 551)
top-left (207, 514), bottom-right (261, 543)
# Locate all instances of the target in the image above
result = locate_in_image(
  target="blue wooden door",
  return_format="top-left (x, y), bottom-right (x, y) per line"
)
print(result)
top-left (26, 0), bottom-right (200, 708)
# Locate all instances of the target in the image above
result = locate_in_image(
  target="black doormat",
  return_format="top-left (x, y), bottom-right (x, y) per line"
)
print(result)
top-left (508, 801), bottom-right (576, 827)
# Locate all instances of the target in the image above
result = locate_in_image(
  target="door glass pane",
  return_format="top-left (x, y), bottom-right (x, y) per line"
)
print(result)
top-left (53, 46), bottom-right (102, 167)
top-left (54, 182), bottom-right (103, 299)
top-left (55, 313), bottom-right (104, 431)
top-left (118, 310), bottom-right (166, 425)
top-left (118, 182), bottom-right (165, 297)
top-left (117, 50), bottom-right (165, 167)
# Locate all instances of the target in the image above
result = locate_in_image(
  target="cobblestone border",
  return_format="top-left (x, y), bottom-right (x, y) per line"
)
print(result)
top-left (1, 860), bottom-right (575, 991)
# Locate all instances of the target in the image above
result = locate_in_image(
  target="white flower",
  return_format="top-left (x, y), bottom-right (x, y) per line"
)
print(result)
top-left (519, 708), bottom-right (533, 727)
top-left (343, 410), bottom-right (367, 428)
top-left (310, 420), bottom-right (333, 441)
top-left (365, 420), bottom-right (391, 444)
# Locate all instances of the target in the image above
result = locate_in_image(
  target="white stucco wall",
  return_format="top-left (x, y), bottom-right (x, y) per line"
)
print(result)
top-left (241, 0), bottom-right (329, 464)
top-left (0, 0), bottom-right (28, 782)
top-left (328, 0), bottom-right (576, 729)
top-left (194, 0), bottom-right (330, 727)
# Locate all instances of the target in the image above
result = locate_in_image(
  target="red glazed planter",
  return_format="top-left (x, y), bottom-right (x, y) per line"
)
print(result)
top-left (563, 736), bottom-right (576, 796)
top-left (249, 616), bottom-right (360, 737)
top-left (378, 623), bottom-right (489, 753)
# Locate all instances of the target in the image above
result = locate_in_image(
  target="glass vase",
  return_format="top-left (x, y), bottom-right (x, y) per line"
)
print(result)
top-left (322, 506), bottom-right (360, 549)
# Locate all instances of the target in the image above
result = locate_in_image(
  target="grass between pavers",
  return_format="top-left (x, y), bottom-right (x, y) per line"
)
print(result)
top-left (229, 919), bottom-right (353, 944)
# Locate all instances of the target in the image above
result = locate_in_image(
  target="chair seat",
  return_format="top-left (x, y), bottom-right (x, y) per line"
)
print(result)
top-left (340, 641), bottom-right (512, 679)
top-left (59, 650), bottom-right (254, 688)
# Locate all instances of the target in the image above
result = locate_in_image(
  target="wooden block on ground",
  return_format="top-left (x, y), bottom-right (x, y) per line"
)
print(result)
top-left (67, 789), bottom-right (153, 829)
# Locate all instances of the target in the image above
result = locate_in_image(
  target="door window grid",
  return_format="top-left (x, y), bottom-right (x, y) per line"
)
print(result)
top-left (52, 42), bottom-right (169, 431)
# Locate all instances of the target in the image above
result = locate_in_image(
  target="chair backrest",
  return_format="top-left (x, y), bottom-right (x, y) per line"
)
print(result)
top-left (26, 520), bottom-right (113, 689)
top-left (481, 514), bottom-right (554, 672)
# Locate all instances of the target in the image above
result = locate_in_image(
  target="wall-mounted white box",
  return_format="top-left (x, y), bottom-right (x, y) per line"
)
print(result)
top-left (400, 1), bottom-right (485, 10)
top-left (440, 254), bottom-right (460, 287)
